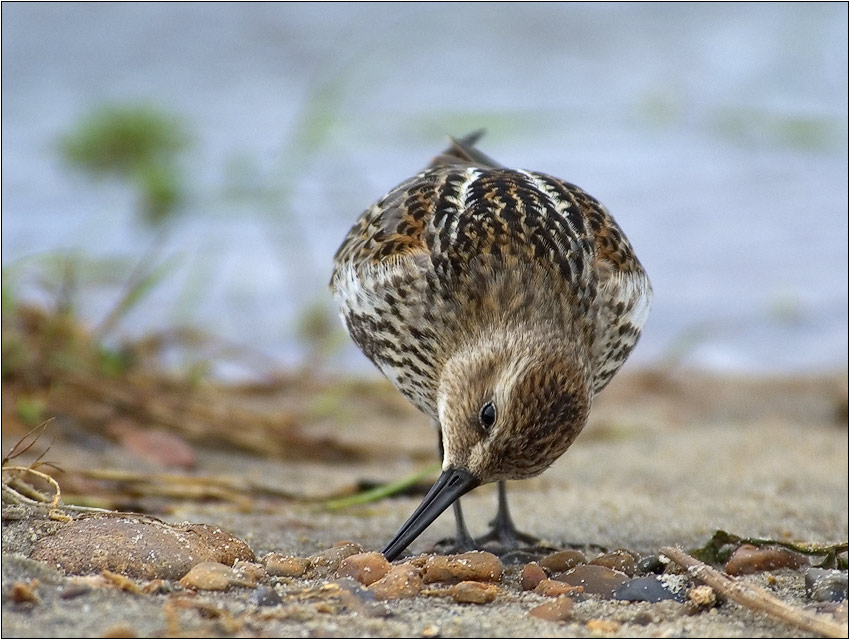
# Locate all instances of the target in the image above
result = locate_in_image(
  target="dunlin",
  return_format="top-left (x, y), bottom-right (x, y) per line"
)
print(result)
top-left (330, 132), bottom-right (651, 560)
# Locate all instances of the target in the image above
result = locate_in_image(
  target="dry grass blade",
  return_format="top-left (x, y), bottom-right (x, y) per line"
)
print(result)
top-left (661, 546), bottom-right (846, 638)
top-left (2, 419), bottom-right (53, 466)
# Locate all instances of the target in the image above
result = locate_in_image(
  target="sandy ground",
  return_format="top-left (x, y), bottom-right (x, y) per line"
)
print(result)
top-left (2, 369), bottom-right (848, 637)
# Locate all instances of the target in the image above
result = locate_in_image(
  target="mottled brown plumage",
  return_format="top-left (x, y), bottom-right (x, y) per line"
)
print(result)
top-left (330, 132), bottom-right (651, 559)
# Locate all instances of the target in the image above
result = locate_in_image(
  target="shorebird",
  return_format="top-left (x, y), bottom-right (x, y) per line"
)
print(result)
top-left (330, 132), bottom-right (651, 561)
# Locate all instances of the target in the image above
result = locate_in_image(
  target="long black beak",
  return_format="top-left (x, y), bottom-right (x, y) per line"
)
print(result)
top-left (381, 467), bottom-right (480, 561)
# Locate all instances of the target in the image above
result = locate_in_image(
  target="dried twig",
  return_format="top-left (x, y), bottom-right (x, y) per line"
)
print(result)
top-left (661, 545), bottom-right (846, 638)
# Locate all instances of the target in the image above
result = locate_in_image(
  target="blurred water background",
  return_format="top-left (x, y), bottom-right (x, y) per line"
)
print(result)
top-left (2, 3), bottom-right (847, 380)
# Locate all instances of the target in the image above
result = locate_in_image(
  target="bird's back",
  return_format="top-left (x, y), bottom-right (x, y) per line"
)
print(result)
top-left (331, 136), bottom-right (651, 418)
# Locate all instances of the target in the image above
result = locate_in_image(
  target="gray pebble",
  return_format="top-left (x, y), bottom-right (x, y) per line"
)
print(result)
top-left (613, 576), bottom-right (685, 603)
top-left (636, 555), bottom-right (666, 575)
top-left (805, 568), bottom-right (848, 602)
top-left (249, 586), bottom-right (282, 607)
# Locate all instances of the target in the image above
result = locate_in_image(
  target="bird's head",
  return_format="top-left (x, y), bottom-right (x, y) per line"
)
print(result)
top-left (382, 328), bottom-right (592, 560)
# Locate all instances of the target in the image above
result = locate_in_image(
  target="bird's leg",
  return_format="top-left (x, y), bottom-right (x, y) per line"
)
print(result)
top-left (433, 426), bottom-right (477, 553)
top-left (476, 481), bottom-right (542, 548)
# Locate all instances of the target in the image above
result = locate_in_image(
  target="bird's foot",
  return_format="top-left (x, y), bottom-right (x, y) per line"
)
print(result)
top-left (473, 518), bottom-right (558, 563)
top-left (431, 530), bottom-right (478, 555)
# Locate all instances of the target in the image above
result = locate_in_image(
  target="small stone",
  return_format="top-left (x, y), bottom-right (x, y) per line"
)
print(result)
top-left (520, 563), bottom-right (547, 591)
top-left (309, 541), bottom-right (366, 575)
top-left (636, 555), bottom-right (667, 575)
top-left (805, 568), bottom-right (849, 602)
top-left (422, 551), bottom-right (503, 583)
top-left (688, 585), bottom-right (717, 607)
top-left (263, 553), bottom-right (309, 578)
top-left (528, 596), bottom-right (573, 622)
top-left (539, 550), bottom-right (586, 573)
top-left (249, 586), bottom-right (283, 607)
top-left (614, 576), bottom-right (683, 603)
top-left (233, 560), bottom-right (265, 586)
top-left (725, 544), bottom-right (808, 575)
top-left (178, 562), bottom-right (236, 591)
top-left (60, 581), bottom-right (92, 599)
top-left (421, 623), bottom-right (441, 637)
top-left (336, 552), bottom-right (392, 586)
top-left (589, 550), bottom-right (637, 576)
top-left (556, 564), bottom-right (629, 598)
top-left (369, 563), bottom-right (422, 600)
top-left (331, 578), bottom-right (390, 618)
top-left (586, 619), bottom-right (620, 633)
top-left (8, 581), bottom-right (39, 604)
top-left (534, 578), bottom-right (582, 598)
top-left (449, 580), bottom-right (500, 604)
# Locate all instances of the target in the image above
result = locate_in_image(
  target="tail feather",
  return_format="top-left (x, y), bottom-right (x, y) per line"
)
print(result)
top-left (427, 129), bottom-right (503, 170)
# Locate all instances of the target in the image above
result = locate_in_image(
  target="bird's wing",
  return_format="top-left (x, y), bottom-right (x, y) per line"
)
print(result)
top-left (559, 182), bottom-right (652, 394)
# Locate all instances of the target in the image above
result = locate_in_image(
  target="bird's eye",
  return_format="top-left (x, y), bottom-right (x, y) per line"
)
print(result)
top-left (479, 402), bottom-right (497, 430)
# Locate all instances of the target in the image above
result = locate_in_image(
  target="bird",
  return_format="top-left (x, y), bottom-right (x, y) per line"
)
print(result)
top-left (330, 131), bottom-right (651, 561)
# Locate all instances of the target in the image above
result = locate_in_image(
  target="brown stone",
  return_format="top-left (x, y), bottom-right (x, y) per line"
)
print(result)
top-left (589, 550), bottom-right (637, 576)
top-left (725, 544), bottom-right (808, 575)
top-left (534, 578), bottom-right (582, 597)
top-left (178, 562), bottom-right (236, 591)
top-left (336, 552), bottom-right (392, 586)
top-left (556, 564), bottom-right (629, 598)
top-left (232, 560), bottom-right (265, 586)
top-left (449, 580), bottom-right (500, 604)
top-left (528, 596), bottom-right (573, 622)
top-left (539, 550), bottom-right (586, 573)
top-left (520, 563), bottom-right (547, 590)
top-left (30, 515), bottom-right (253, 580)
top-left (309, 541), bottom-right (366, 575)
top-left (422, 551), bottom-right (503, 583)
top-left (263, 553), bottom-right (309, 578)
top-left (368, 563), bottom-right (422, 600)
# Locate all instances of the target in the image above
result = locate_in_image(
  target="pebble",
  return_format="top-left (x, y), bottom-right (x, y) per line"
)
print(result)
top-left (422, 551), bottom-right (503, 584)
top-left (233, 560), bottom-right (265, 586)
top-left (528, 597), bottom-right (574, 622)
top-left (556, 564), bottom-right (630, 598)
top-left (30, 516), bottom-right (253, 580)
top-left (539, 550), bottom-right (586, 573)
top-left (534, 578), bottom-right (582, 598)
top-left (589, 550), bottom-right (637, 576)
top-left (309, 541), bottom-right (366, 575)
top-left (59, 581), bottom-right (92, 599)
top-left (368, 563), bottom-right (422, 600)
top-left (335, 552), bottom-right (391, 586)
top-left (249, 586), bottom-right (283, 607)
top-left (449, 580), bottom-right (500, 604)
top-left (520, 563), bottom-right (547, 591)
top-left (613, 576), bottom-right (683, 603)
top-left (421, 624), bottom-right (441, 637)
top-left (178, 562), bottom-right (237, 591)
top-left (725, 544), bottom-right (808, 575)
top-left (263, 553), bottom-right (309, 578)
top-left (805, 568), bottom-right (849, 602)
top-left (636, 554), bottom-right (667, 575)
top-left (332, 578), bottom-right (390, 618)
top-left (688, 585), bottom-right (717, 607)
